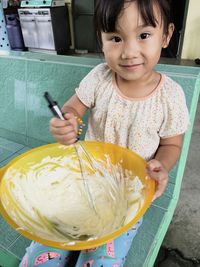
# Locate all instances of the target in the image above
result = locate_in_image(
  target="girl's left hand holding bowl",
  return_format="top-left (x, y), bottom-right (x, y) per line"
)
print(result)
top-left (146, 159), bottom-right (168, 201)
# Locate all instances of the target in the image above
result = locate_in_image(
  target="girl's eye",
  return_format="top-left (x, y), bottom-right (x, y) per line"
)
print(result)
top-left (111, 36), bottom-right (122, 43)
top-left (139, 33), bottom-right (150, 40)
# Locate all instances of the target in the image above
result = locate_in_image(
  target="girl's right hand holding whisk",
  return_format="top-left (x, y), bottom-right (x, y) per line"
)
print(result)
top-left (50, 112), bottom-right (78, 145)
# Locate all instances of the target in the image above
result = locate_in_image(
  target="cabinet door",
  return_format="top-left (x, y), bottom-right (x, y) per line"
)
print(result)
top-left (20, 16), bottom-right (38, 48)
top-left (72, 0), bottom-right (95, 15)
top-left (35, 16), bottom-right (55, 50)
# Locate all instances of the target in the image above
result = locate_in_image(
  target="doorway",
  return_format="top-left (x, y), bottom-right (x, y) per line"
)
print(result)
top-left (161, 0), bottom-right (189, 58)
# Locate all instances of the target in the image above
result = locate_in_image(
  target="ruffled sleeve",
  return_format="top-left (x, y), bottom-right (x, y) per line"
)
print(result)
top-left (75, 63), bottom-right (107, 108)
top-left (159, 81), bottom-right (189, 138)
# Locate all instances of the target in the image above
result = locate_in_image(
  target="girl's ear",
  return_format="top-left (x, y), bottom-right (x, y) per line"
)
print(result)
top-left (162, 23), bottom-right (175, 48)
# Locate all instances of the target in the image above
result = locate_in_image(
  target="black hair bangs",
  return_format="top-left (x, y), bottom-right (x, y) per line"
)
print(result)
top-left (94, 0), bottom-right (172, 45)
top-left (94, 0), bottom-right (124, 44)
top-left (136, 0), bottom-right (171, 32)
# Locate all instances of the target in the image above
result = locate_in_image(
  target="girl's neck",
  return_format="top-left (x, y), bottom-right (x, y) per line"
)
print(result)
top-left (115, 71), bottom-right (161, 99)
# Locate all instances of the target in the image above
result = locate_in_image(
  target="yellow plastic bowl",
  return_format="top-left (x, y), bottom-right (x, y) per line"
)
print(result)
top-left (0, 141), bottom-right (155, 250)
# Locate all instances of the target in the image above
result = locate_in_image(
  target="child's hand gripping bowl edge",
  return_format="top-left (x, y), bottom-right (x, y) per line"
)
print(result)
top-left (146, 159), bottom-right (168, 201)
top-left (146, 134), bottom-right (183, 201)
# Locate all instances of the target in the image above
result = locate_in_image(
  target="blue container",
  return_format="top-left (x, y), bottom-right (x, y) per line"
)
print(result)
top-left (6, 14), bottom-right (25, 50)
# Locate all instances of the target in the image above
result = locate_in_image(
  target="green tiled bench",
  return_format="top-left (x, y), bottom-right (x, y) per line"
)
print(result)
top-left (0, 52), bottom-right (199, 267)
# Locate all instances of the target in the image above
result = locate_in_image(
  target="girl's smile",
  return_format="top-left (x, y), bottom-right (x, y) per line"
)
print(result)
top-left (119, 63), bottom-right (143, 71)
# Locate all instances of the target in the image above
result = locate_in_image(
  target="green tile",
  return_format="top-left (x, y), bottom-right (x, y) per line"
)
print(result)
top-left (0, 247), bottom-right (20, 267)
top-left (0, 137), bottom-right (24, 152)
top-left (152, 195), bottom-right (173, 210)
top-left (0, 138), bottom-right (25, 163)
top-left (0, 146), bottom-right (37, 169)
top-left (8, 235), bottom-right (31, 259)
top-left (125, 205), bottom-right (167, 267)
top-left (0, 147), bottom-right (16, 163)
top-left (0, 216), bottom-right (20, 248)
top-left (162, 182), bottom-right (175, 199)
top-left (16, 146), bottom-right (31, 154)
top-left (156, 64), bottom-right (200, 76)
top-left (0, 152), bottom-right (19, 168)
top-left (0, 128), bottom-right (27, 146)
top-left (168, 163), bottom-right (178, 184)
top-left (8, 51), bottom-right (103, 66)
top-left (26, 136), bottom-right (52, 148)
top-left (25, 60), bottom-right (92, 144)
top-left (0, 146), bottom-right (33, 168)
top-left (0, 58), bottom-right (27, 138)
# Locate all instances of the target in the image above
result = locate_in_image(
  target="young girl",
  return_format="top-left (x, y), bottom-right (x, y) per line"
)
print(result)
top-left (20, 0), bottom-right (189, 266)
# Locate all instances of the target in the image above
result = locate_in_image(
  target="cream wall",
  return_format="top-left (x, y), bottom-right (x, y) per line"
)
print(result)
top-left (65, 0), bottom-right (74, 49)
top-left (181, 0), bottom-right (200, 59)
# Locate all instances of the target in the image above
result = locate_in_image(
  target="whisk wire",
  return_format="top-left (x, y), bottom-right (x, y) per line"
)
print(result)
top-left (74, 143), bottom-right (98, 215)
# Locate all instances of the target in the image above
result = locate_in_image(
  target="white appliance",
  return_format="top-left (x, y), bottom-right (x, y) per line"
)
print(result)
top-left (18, 5), bottom-right (71, 54)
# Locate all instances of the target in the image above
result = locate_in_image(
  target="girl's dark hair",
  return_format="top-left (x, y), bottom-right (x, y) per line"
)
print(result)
top-left (94, 0), bottom-right (172, 45)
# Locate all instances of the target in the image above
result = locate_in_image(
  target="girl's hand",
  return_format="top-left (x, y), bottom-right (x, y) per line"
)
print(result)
top-left (49, 112), bottom-right (78, 145)
top-left (146, 159), bottom-right (169, 201)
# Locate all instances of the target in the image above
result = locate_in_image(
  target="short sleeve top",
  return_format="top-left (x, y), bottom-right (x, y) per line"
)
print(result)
top-left (75, 63), bottom-right (189, 161)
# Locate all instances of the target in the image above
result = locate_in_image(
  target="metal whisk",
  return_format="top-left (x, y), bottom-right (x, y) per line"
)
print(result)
top-left (44, 91), bottom-right (98, 214)
top-left (74, 142), bottom-right (98, 215)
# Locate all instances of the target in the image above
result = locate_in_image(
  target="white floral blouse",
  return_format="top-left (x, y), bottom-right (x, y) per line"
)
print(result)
top-left (75, 63), bottom-right (189, 161)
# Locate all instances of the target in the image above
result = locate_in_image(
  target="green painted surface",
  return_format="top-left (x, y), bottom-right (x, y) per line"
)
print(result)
top-left (8, 235), bottom-right (31, 259)
top-left (0, 52), bottom-right (199, 266)
top-left (0, 58), bottom-right (27, 141)
top-left (0, 145), bottom-right (30, 168)
top-left (0, 150), bottom-right (22, 168)
top-left (0, 137), bottom-right (24, 152)
top-left (125, 205), bottom-right (168, 267)
top-left (0, 215), bottom-right (20, 248)
top-left (26, 59), bottom-right (91, 145)
top-left (0, 249), bottom-right (20, 267)
top-left (0, 137), bottom-right (24, 163)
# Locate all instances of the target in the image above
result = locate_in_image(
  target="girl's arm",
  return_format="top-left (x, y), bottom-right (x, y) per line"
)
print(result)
top-left (147, 134), bottom-right (183, 200)
top-left (155, 134), bottom-right (183, 171)
top-left (50, 94), bottom-right (88, 145)
top-left (62, 94), bottom-right (88, 117)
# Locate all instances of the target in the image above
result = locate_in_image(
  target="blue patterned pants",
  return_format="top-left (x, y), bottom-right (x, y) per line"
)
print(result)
top-left (19, 219), bottom-right (142, 267)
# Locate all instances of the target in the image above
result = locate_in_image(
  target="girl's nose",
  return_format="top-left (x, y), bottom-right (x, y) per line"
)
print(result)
top-left (121, 40), bottom-right (139, 59)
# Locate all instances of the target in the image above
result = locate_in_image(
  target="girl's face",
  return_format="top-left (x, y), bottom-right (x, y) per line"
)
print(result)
top-left (101, 1), bottom-right (174, 84)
